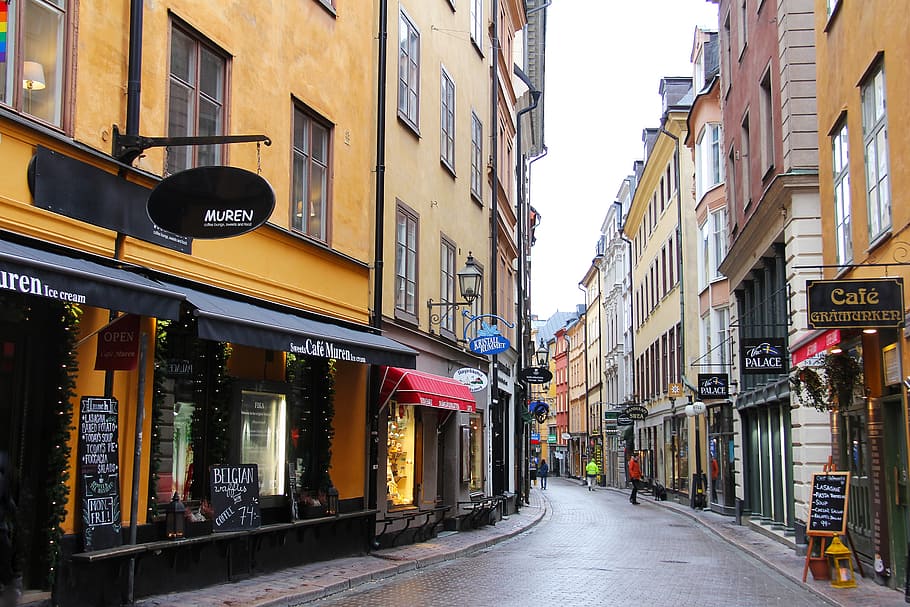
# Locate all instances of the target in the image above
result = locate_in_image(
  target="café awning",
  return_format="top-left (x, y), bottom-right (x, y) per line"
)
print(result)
top-left (0, 238), bottom-right (183, 319)
top-left (164, 282), bottom-right (417, 368)
top-left (379, 366), bottom-right (476, 413)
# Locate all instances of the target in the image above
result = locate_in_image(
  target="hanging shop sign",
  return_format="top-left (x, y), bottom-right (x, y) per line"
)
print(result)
top-left (94, 314), bottom-right (140, 371)
top-left (453, 367), bottom-right (489, 392)
top-left (622, 405), bottom-right (648, 420)
top-left (547, 434), bottom-right (557, 444)
top-left (519, 365), bottom-right (553, 384)
top-left (210, 464), bottom-right (261, 532)
top-left (697, 373), bottom-right (729, 399)
top-left (740, 338), bottom-right (787, 375)
top-left (531, 432), bottom-right (540, 444)
top-left (148, 166), bottom-right (275, 239)
top-left (462, 314), bottom-right (514, 356)
top-left (807, 278), bottom-right (904, 329)
top-left (616, 412), bottom-right (633, 426)
top-left (604, 411), bottom-right (618, 435)
top-left (78, 396), bottom-right (121, 551)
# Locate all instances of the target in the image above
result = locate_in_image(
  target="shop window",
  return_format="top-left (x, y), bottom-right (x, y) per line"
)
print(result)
top-left (387, 403), bottom-right (416, 507)
top-left (0, 0), bottom-right (67, 126)
top-left (239, 387), bottom-right (287, 497)
top-left (167, 22), bottom-right (227, 174)
top-left (468, 413), bottom-right (483, 492)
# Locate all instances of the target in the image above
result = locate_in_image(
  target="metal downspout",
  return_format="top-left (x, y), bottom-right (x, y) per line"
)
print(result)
top-left (368, 0), bottom-right (389, 534)
top-left (490, 0), bottom-right (502, 496)
top-left (126, 0), bottom-right (143, 137)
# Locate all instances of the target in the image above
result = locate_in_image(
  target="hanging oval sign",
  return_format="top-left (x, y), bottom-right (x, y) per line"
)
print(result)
top-left (453, 367), bottom-right (489, 393)
top-left (147, 166), bottom-right (275, 239)
top-left (622, 405), bottom-right (648, 421)
top-left (616, 413), bottom-right (634, 426)
top-left (519, 366), bottom-right (553, 384)
top-left (469, 334), bottom-right (510, 356)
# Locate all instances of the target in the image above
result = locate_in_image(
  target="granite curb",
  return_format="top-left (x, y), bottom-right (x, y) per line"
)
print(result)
top-left (607, 486), bottom-right (905, 607)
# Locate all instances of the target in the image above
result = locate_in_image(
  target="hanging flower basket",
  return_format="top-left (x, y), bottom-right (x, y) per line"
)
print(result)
top-left (789, 353), bottom-right (863, 412)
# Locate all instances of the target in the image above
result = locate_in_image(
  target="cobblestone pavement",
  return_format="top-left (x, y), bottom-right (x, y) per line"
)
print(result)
top-left (137, 477), bottom-right (906, 607)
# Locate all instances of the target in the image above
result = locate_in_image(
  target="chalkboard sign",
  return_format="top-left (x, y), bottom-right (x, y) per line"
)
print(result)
top-left (78, 396), bottom-right (122, 551)
top-left (808, 472), bottom-right (850, 536)
top-left (209, 464), bottom-right (261, 532)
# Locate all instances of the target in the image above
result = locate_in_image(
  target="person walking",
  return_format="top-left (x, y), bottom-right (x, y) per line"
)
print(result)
top-left (584, 458), bottom-right (599, 491)
top-left (538, 459), bottom-right (549, 490)
top-left (628, 453), bottom-right (643, 504)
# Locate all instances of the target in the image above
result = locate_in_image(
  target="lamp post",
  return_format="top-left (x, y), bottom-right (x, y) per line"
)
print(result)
top-left (685, 400), bottom-right (706, 509)
top-left (427, 252), bottom-right (483, 327)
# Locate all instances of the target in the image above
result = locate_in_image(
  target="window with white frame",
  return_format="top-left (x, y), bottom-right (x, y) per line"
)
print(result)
top-left (714, 307), bottom-right (729, 366)
top-left (439, 238), bottom-right (456, 332)
top-left (398, 10), bottom-right (420, 130)
top-left (291, 106), bottom-right (330, 241)
top-left (1, 0), bottom-right (67, 127)
top-left (700, 311), bottom-right (712, 365)
top-left (740, 112), bottom-right (751, 205)
top-left (832, 122), bottom-right (852, 264)
top-left (168, 24), bottom-right (227, 173)
top-left (710, 208), bottom-right (727, 278)
top-left (470, 0), bottom-right (483, 49)
top-left (760, 68), bottom-right (774, 173)
top-left (440, 67), bottom-right (456, 171)
top-left (862, 63), bottom-right (891, 241)
top-left (471, 112), bottom-right (483, 200)
top-left (696, 123), bottom-right (723, 199)
top-left (395, 205), bottom-right (418, 316)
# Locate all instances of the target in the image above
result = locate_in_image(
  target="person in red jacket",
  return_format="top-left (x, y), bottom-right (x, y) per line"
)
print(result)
top-left (628, 453), bottom-right (643, 505)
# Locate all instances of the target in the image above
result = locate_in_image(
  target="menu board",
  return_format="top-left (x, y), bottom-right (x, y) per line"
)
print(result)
top-left (78, 396), bottom-right (122, 551)
top-left (209, 464), bottom-right (261, 532)
top-left (808, 472), bottom-right (850, 535)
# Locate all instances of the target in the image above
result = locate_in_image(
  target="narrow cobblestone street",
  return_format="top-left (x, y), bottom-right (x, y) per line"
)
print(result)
top-left (313, 478), bottom-right (834, 607)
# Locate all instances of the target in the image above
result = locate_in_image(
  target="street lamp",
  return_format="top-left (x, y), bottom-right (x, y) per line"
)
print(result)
top-left (536, 339), bottom-right (549, 367)
top-left (427, 253), bottom-right (483, 326)
top-left (685, 400), bottom-right (706, 509)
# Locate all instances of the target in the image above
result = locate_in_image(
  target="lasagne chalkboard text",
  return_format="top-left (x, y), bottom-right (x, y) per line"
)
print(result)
top-left (808, 472), bottom-right (849, 535)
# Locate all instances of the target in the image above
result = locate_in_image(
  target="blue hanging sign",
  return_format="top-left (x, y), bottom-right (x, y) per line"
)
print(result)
top-left (463, 314), bottom-right (513, 356)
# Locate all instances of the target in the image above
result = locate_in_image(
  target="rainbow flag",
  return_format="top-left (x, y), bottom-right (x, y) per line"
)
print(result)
top-left (0, 1), bottom-right (7, 63)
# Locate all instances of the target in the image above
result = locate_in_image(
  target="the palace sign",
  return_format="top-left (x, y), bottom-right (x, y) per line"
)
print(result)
top-left (807, 278), bottom-right (904, 329)
top-left (741, 339), bottom-right (787, 374)
top-left (697, 373), bottom-right (729, 399)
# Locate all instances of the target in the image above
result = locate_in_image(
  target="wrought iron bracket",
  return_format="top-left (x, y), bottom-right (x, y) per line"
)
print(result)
top-left (426, 299), bottom-right (472, 327)
top-left (112, 125), bottom-right (271, 165)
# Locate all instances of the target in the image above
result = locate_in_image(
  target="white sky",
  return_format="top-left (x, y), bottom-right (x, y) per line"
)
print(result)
top-left (530, 0), bottom-right (719, 320)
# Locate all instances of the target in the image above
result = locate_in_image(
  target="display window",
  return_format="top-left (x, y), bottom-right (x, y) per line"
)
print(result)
top-left (240, 388), bottom-right (287, 496)
top-left (387, 403), bottom-right (416, 507)
top-left (467, 413), bottom-right (484, 492)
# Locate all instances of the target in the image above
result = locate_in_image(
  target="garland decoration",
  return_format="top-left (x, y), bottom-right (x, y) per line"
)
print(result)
top-left (286, 356), bottom-right (336, 501)
top-left (147, 319), bottom-right (169, 521)
top-left (46, 303), bottom-right (80, 589)
top-left (190, 340), bottom-right (232, 498)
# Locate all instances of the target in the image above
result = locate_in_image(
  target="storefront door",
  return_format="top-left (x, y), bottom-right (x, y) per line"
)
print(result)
top-left (883, 395), bottom-right (908, 585)
top-left (0, 302), bottom-right (60, 593)
top-left (842, 408), bottom-right (874, 560)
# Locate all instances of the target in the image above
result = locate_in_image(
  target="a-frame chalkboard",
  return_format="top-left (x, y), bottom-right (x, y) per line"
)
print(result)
top-left (807, 471), bottom-right (850, 536)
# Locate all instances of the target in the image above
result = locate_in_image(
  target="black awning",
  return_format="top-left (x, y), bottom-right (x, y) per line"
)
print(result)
top-left (0, 238), bottom-right (184, 319)
top-left (166, 282), bottom-right (417, 368)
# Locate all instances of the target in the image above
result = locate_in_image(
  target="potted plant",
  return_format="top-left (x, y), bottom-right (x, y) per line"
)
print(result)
top-left (790, 353), bottom-right (863, 411)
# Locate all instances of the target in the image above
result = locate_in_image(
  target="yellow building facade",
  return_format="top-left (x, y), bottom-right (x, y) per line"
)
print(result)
top-left (815, 0), bottom-right (910, 587)
top-left (1, 2), bottom-right (415, 604)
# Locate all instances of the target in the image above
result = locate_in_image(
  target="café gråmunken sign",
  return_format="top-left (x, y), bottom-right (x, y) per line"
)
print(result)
top-left (807, 277), bottom-right (904, 329)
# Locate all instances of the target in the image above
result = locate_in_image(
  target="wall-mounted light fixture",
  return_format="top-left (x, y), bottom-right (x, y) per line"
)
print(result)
top-left (427, 253), bottom-right (483, 326)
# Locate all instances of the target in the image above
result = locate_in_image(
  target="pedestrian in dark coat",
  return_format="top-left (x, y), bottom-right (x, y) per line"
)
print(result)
top-left (538, 459), bottom-right (549, 490)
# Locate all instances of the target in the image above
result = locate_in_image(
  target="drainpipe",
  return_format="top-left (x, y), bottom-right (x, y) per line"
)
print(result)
top-left (126, 0), bottom-right (143, 138)
top-left (614, 200), bottom-right (634, 402)
top-left (490, 0), bottom-right (503, 496)
top-left (578, 283), bottom-right (589, 457)
top-left (659, 122), bottom-right (685, 388)
top-left (372, 0), bottom-right (388, 332)
top-left (367, 0), bottom-right (389, 529)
